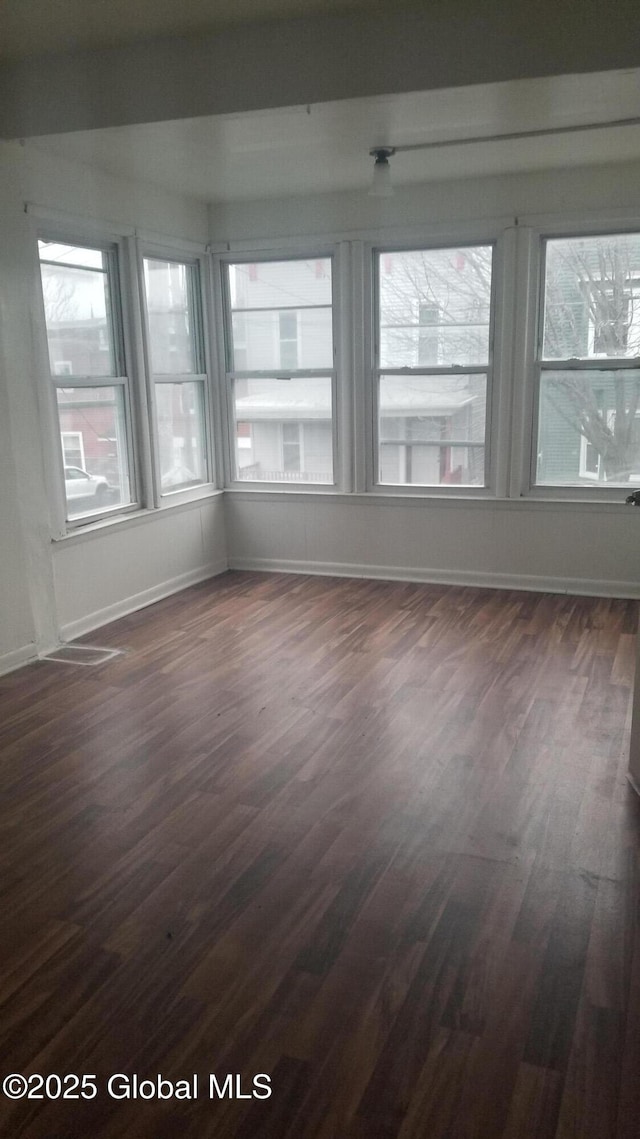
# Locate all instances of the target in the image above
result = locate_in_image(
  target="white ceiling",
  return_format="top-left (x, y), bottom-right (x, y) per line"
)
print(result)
top-left (29, 68), bottom-right (640, 204)
top-left (0, 0), bottom-right (396, 61)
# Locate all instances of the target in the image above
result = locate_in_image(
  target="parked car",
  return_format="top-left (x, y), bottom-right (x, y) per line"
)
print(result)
top-left (64, 466), bottom-right (111, 506)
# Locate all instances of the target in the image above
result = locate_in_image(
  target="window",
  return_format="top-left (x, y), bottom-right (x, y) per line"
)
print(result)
top-left (225, 256), bottom-right (335, 484)
top-left (375, 245), bottom-right (493, 487)
top-left (417, 304), bottom-right (440, 365)
top-left (278, 312), bottom-right (299, 371)
top-left (282, 422), bottom-right (302, 473)
top-left (38, 239), bottom-right (134, 521)
top-left (142, 256), bottom-right (209, 494)
top-left (579, 434), bottom-right (602, 480)
top-left (536, 233), bottom-right (640, 487)
top-left (60, 430), bottom-right (85, 470)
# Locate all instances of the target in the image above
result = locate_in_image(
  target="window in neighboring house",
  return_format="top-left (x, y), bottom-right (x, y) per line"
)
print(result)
top-left (282, 422), bottom-right (303, 473)
top-left (225, 256), bottom-right (335, 484)
top-left (417, 304), bottom-right (440, 366)
top-left (143, 256), bottom-right (209, 494)
top-left (38, 239), bottom-right (135, 521)
top-left (537, 233), bottom-right (640, 487)
top-left (233, 312), bottom-right (248, 371)
top-left (579, 434), bottom-right (602, 479)
top-left (376, 245), bottom-right (493, 487)
top-left (279, 311), bottom-right (299, 371)
top-left (61, 430), bottom-right (85, 470)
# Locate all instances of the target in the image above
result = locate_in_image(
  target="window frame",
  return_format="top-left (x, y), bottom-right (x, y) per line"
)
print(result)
top-left (365, 230), bottom-right (508, 498)
top-left (218, 246), bottom-right (344, 492)
top-left (138, 242), bottom-right (216, 504)
top-left (36, 229), bottom-right (142, 531)
top-left (520, 218), bottom-right (640, 501)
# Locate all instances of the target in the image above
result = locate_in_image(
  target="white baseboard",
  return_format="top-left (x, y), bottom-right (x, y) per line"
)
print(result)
top-left (0, 642), bottom-right (39, 678)
top-left (229, 557), bottom-right (640, 599)
top-left (59, 560), bottom-right (229, 641)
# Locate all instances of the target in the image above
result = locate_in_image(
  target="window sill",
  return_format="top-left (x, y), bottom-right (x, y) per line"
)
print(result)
top-left (224, 487), bottom-right (635, 513)
top-left (52, 488), bottom-right (224, 544)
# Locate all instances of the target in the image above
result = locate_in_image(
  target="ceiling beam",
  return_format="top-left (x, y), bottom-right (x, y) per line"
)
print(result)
top-left (1, 0), bottom-right (639, 139)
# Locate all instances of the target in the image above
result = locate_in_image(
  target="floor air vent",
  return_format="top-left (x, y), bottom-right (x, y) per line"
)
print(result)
top-left (41, 645), bottom-right (124, 666)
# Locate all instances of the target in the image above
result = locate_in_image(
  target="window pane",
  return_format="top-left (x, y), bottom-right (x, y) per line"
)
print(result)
top-left (39, 249), bottom-right (116, 377)
top-left (233, 377), bottom-right (333, 483)
top-left (155, 381), bottom-right (207, 492)
top-left (228, 258), bottom-right (333, 371)
top-left (536, 369), bottom-right (640, 485)
top-left (543, 234), bottom-right (640, 360)
top-left (56, 386), bottom-right (131, 517)
top-left (379, 246), bottom-right (492, 368)
top-left (231, 308), bottom-right (332, 370)
top-left (378, 374), bottom-right (487, 486)
top-left (229, 258), bottom-right (332, 309)
top-left (144, 258), bottom-right (198, 374)
top-left (38, 241), bottom-right (105, 270)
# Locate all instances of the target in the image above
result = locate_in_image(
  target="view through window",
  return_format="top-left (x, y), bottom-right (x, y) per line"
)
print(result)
top-left (143, 257), bottom-right (208, 493)
top-left (537, 233), bottom-right (640, 486)
top-left (38, 240), bottom-right (133, 520)
top-left (226, 258), bottom-right (335, 484)
top-left (376, 246), bottom-right (493, 487)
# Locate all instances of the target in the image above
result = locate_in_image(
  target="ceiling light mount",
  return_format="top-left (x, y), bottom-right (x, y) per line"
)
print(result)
top-left (368, 147), bottom-right (396, 197)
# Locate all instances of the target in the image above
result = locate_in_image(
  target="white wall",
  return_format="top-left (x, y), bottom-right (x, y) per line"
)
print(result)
top-left (0, 144), bottom-right (58, 675)
top-left (0, 141), bottom-right (227, 672)
top-left (53, 496), bottom-right (227, 639)
top-left (23, 142), bottom-right (209, 243)
top-left (225, 495), bottom-right (639, 597)
top-left (214, 161), bottom-right (640, 598)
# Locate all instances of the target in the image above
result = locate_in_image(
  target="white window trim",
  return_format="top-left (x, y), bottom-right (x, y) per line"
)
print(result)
top-left (363, 227), bottom-right (513, 498)
top-left (36, 226), bottom-right (143, 533)
top-left (216, 245), bottom-right (347, 493)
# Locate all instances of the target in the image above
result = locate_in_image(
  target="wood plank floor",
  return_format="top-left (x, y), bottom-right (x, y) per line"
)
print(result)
top-left (0, 572), bottom-right (638, 1138)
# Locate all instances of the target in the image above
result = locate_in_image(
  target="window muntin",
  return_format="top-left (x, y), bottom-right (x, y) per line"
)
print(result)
top-left (536, 234), bottom-right (640, 488)
top-left (143, 256), bottom-right (210, 495)
top-left (39, 239), bottom-right (136, 523)
top-left (226, 257), bottom-right (335, 485)
top-left (375, 245), bottom-right (493, 488)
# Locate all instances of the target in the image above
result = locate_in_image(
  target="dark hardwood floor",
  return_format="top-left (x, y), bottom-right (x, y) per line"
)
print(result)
top-left (0, 571), bottom-right (638, 1138)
